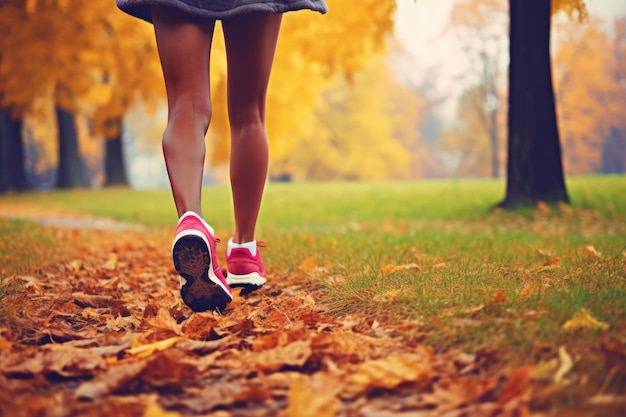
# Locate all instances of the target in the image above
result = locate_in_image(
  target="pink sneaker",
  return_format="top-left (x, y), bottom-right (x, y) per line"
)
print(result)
top-left (226, 239), bottom-right (267, 291)
top-left (172, 211), bottom-right (232, 312)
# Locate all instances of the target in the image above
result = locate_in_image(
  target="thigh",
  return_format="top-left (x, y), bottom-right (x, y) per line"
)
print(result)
top-left (152, 6), bottom-right (215, 110)
top-left (222, 12), bottom-right (282, 124)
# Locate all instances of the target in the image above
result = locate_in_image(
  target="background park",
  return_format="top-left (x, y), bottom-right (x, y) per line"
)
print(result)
top-left (0, 0), bottom-right (625, 416)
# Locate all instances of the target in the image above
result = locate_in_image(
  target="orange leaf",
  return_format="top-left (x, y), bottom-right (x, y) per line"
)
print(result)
top-left (497, 365), bottom-right (535, 406)
top-left (299, 256), bottom-right (317, 272)
top-left (486, 289), bottom-right (507, 307)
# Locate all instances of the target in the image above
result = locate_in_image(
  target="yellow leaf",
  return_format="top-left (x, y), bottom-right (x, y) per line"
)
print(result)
top-left (374, 289), bottom-right (401, 303)
top-left (584, 245), bottom-right (602, 259)
top-left (69, 259), bottom-right (83, 272)
top-left (103, 253), bottom-right (118, 270)
top-left (127, 337), bottom-right (183, 358)
top-left (563, 308), bottom-right (609, 332)
top-left (143, 397), bottom-right (183, 417)
top-left (287, 379), bottom-right (336, 417)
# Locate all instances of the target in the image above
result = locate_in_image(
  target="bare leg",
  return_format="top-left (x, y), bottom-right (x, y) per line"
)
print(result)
top-left (222, 12), bottom-right (282, 243)
top-left (152, 6), bottom-right (215, 217)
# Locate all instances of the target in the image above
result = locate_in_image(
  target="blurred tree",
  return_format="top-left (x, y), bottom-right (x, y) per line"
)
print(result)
top-left (1, 0), bottom-right (396, 188)
top-left (0, 0), bottom-right (163, 189)
top-left (449, 0), bottom-right (507, 178)
top-left (208, 0), bottom-right (397, 170)
top-left (601, 17), bottom-right (626, 173)
top-left (553, 17), bottom-right (626, 174)
top-left (498, 0), bottom-right (586, 209)
top-left (277, 55), bottom-right (416, 180)
top-left (0, 108), bottom-right (27, 192)
top-left (441, 84), bottom-right (506, 177)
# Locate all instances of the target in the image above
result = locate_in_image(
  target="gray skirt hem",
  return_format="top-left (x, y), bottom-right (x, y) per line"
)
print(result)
top-left (116, 0), bottom-right (328, 24)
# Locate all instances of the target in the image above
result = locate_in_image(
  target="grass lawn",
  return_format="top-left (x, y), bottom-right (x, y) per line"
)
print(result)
top-left (1, 175), bottom-right (625, 404)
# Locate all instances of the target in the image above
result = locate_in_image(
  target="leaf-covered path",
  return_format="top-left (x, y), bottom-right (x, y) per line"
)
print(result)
top-left (0, 213), bottom-right (616, 417)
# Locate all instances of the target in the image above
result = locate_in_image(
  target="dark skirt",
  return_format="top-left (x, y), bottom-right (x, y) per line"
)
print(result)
top-left (116, 0), bottom-right (328, 24)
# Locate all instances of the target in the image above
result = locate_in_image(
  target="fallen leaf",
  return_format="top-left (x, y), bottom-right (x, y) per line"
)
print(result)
top-left (521, 282), bottom-right (539, 299)
top-left (486, 289), bottom-right (507, 307)
top-left (563, 308), bottom-right (609, 332)
top-left (73, 292), bottom-right (115, 309)
top-left (250, 339), bottom-right (312, 372)
top-left (299, 257), bottom-right (317, 272)
top-left (1, 345), bottom-right (105, 378)
top-left (343, 351), bottom-right (433, 398)
top-left (379, 263), bottom-right (421, 276)
top-left (68, 260), bottom-right (83, 272)
top-left (143, 396), bottom-right (183, 417)
top-left (584, 245), bottom-right (602, 259)
top-left (287, 379), bottom-right (336, 417)
top-left (127, 337), bottom-right (183, 358)
top-left (536, 201), bottom-right (551, 216)
top-left (542, 257), bottom-right (561, 266)
top-left (532, 359), bottom-right (559, 381)
top-left (554, 345), bottom-right (573, 383)
top-left (497, 365), bottom-right (534, 407)
top-left (103, 253), bottom-right (118, 270)
top-left (75, 359), bottom-right (148, 400)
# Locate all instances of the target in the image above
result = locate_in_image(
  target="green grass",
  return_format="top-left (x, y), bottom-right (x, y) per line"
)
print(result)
top-left (1, 176), bottom-right (625, 359)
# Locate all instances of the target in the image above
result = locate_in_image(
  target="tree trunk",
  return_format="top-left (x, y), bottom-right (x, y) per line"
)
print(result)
top-left (489, 107), bottom-right (499, 179)
top-left (0, 108), bottom-right (28, 192)
top-left (56, 107), bottom-right (85, 189)
top-left (104, 129), bottom-right (129, 187)
top-left (499, 0), bottom-right (569, 208)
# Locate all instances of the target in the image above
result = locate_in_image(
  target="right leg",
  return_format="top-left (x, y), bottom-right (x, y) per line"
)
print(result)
top-left (153, 8), bottom-right (231, 312)
top-left (152, 6), bottom-right (214, 217)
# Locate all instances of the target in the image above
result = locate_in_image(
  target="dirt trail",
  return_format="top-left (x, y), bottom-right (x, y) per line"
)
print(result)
top-left (0, 212), bottom-right (569, 417)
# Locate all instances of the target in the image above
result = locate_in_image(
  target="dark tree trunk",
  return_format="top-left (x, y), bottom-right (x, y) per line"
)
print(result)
top-left (56, 107), bottom-right (85, 189)
top-left (104, 129), bottom-right (129, 187)
top-left (0, 108), bottom-right (28, 192)
top-left (489, 107), bottom-right (500, 179)
top-left (499, 0), bottom-right (569, 208)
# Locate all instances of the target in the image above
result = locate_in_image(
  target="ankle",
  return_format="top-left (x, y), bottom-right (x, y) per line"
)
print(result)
top-left (227, 238), bottom-right (257, 256)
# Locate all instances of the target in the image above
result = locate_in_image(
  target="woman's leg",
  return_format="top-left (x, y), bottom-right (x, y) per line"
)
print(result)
top-left (222, 13), bottom-right (282, 243)
top-left (152, 6), bottom-right (215, 217)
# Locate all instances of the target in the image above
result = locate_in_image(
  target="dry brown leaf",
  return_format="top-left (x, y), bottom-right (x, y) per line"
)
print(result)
top-left (250, 339), bottom-right (313, 372)
top-left (1, 345), bottom-right (105, 378)
top-left (75, 359), bottom-right (148, 400)
top-left (72, 292), bottom-right (115, 308)
top-left (497, 365), bottom-right (534, 407)
top-left (343, 351), bottom-right (433, 398)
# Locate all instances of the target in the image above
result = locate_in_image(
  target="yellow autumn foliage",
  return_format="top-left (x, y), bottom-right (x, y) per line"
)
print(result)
top-left (553, 17), bottom-right (626, 174)
top-left (1, 0), bottom-right (398, 177)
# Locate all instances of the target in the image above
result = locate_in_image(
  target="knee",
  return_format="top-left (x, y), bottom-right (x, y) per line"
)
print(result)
top-left (170, 96), bottom-right (213, 135)
top-left (228, 105), bottom-right (264, 131)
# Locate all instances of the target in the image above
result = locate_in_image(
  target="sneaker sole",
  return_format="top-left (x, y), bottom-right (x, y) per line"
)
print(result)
top-left (172, 235), bottom-right (232, 313)
top-left (226, 272), bottom-right (267, 290)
